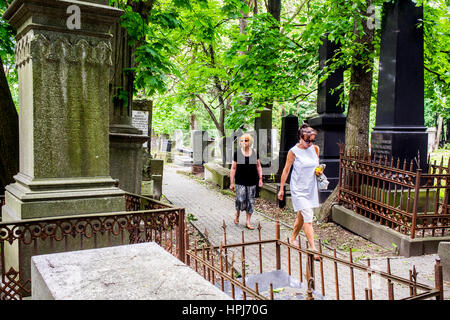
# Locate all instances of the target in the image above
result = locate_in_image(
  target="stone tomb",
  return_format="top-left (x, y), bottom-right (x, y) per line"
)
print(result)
top-left (31, 242), bottom-right (231, 300)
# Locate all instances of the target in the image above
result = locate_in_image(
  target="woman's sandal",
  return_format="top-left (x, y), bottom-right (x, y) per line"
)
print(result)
top-left (246, 224), bottom-right (255, 230)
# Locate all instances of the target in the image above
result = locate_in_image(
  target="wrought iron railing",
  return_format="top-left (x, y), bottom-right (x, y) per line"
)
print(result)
top-left (338, 145), bottom-right (450, 238)
top-left (186, 218), bottom-right (443, 300)
top-left (0, 193), bottom-right (185, 300)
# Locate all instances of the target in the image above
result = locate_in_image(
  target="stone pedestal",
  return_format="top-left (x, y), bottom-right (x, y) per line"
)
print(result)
top-left (371, 0), bottom-right (427, 171)
top-left (307, 35), bottom-right (346, 202)
top-left (2, 0), bottom-right (126, 293)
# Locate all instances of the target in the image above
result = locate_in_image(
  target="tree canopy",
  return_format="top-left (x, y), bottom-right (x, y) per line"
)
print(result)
top-left (1, 0), bottom-right (448, 136)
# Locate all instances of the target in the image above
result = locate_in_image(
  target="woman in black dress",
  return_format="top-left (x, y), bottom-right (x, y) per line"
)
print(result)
top-left (229, 133), bottom-right (263, 229)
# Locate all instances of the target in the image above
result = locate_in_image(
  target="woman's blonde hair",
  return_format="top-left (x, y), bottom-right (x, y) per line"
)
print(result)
top-left (240, 133), bottom-right (254, 146)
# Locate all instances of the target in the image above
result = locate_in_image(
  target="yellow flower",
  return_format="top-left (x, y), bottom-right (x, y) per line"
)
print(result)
top-left (315, 165), bottom-right (325, 175)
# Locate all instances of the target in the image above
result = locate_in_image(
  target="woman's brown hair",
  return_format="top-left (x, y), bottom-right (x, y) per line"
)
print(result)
top-left (298, 123), bottom-right (318, 140)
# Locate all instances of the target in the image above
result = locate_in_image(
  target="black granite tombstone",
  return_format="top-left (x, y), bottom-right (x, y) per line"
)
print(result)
top-left (307, 35), bottom-right (346, 202)
top-left (276, 115), bottom-right (299, 183)
top-left (371, 0), bottom-right (428, 171)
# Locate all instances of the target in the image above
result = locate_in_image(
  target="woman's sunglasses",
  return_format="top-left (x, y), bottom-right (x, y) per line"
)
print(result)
top-left (240, 139), bottom-right (249, 142)
top-left (304, 139), bottom-right (315, 144)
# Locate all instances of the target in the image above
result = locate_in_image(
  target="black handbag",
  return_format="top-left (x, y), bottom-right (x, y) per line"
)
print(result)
top-left (277, 185), bottom-right (286, 209)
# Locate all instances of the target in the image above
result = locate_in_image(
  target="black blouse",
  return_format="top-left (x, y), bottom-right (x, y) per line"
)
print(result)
top-left (233, 148), bottom-right (260, 186)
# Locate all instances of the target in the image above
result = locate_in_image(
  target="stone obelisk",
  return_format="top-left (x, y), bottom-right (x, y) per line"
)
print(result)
top-left (371, 0), bottom-right (428, 170)
top-left (307, 35), bottom-right (346, 202)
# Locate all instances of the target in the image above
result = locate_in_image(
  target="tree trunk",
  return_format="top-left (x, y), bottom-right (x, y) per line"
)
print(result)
top-left (317, 0), bottom-right (374, 222)
top-left (267, 0), bottom-right (281, 21)
top-left (434, 116), bottom-right (443, 151)
top-left (0, 56), bottom-right (19, 195)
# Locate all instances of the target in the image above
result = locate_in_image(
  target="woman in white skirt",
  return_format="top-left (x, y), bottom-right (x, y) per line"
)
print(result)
top-left (277, 123), bottom-right (321, 260)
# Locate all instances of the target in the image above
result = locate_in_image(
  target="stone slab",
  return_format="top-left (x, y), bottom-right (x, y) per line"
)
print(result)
top-left (438, 242), bottom-right (450, 281)
top-left (31, 242), bottom-right (231, 300)
top-left (204, 163), bottom-right (230, 189)
top-left (332, 205), bottom-right (450, 257)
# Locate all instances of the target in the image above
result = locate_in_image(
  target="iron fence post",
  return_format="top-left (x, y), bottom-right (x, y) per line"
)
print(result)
top-left (178, 209), bottom-right (186, 263)
top-left (411, 169), bottom-right (422, 239)
top-left (434, 258), bottom-right (444, 300)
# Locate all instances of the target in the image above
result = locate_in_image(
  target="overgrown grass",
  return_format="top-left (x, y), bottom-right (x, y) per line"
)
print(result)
top-left (430, 148), bottom-right (450, 167)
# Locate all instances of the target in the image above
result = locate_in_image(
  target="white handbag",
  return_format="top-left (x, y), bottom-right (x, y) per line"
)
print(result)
top-left (317, 173), bottom-right (329, 190)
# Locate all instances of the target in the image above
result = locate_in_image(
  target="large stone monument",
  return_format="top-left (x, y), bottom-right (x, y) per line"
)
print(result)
top-left (371, 0), bottom-right (428, 170)
top-left (2, 0), bottom-right (126, 222)
top-left (307, 35), bottom-right (346, 202)
top-left (1, 0), bottom-right (126, 290)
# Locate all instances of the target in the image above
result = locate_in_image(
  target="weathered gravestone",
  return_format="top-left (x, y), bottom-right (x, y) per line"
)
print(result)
top-left (371, 0), bottom-right (428, 171)
top-left (307, 34), bottom-right (346, 203)
top-left (191, 130), bottom-right (211, 174)
top-left (1, 0), bottom-right (126, 292)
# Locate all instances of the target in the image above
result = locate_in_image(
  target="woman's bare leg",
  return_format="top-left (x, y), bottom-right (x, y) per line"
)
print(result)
top-left (290, 211), bottom-right (304, 243)
top-left (234, 210), bottom-right (240, 224)
top-left (246, 212), bottom-right (254, 229)
top-left (303, 222), bottom-right (317, 251)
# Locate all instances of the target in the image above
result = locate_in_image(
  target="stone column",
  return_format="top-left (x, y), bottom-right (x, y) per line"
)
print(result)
top-left (371, 0), bottom-right (428, 171)
top-left (307, 35), bottom-right (346, 202)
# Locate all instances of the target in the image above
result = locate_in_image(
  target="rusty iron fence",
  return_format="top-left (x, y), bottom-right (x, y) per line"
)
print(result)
top-left (338, 145), bottom-right (450, 239)
top-left (0, 193), bottom-right (185, 300)
top-left (186, 218), bottom-right (444, 300)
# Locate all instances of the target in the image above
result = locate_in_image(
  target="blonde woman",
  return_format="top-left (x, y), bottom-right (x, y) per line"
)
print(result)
top-left (230, 133), bottom-right (263, 229)
top-left (277, 123), bottom-right (321, 260)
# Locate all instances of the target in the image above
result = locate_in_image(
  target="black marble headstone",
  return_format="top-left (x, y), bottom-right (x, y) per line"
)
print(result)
top-left (371, 0), bottom-right (427, 171)
top-left (307, 35), bottom-right (346, 202)
top-left (276, 115), bottom-right (299, 182)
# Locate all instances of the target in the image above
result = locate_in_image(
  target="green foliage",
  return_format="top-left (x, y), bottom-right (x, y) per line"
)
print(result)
top-left (0, 0), bottom-right (18, 110)
top-left (420, 0), bottom-right (450, 121)
top-left (0, 0), bottom-right (447, 138)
